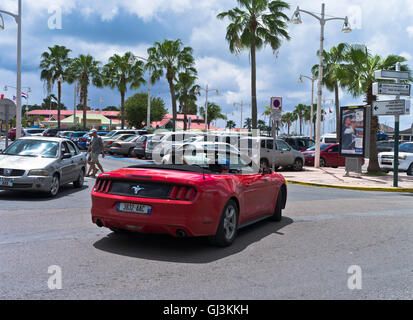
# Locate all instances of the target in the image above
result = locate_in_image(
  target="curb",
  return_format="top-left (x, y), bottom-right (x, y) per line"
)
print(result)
top-left (286, 180), bottom-right (413, 193)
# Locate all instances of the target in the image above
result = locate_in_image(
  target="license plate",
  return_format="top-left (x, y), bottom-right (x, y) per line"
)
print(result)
top-left (0, 177), bottom-right (13, 187)
top-left (117, 203), bottom-right (152, 215)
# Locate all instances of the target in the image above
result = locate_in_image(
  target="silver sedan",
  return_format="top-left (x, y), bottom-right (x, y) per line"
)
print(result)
top-left (0, 137), bottom-right (87, 197)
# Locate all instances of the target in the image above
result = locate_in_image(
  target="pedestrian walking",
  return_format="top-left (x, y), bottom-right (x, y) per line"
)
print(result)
top-left (86, 129), bottom-right (105, 178)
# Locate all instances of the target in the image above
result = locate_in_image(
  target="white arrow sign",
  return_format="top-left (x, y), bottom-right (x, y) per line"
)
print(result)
top-left (372, 100), bottom-right (410, 116)
top-left (374, 70), bottom-right (410, 80)
top-left (372, 82), bottom-right (411, 96)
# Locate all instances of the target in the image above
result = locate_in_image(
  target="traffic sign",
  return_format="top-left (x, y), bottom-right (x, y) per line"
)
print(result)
top-left (372, 82), bottom-right (411, 96)
top-left (271, 97), bottom-right (282, 111)
top-left (0, 99), bottom-right (16, 121)
top-left (374, 70), bottom-right (410, 80)
top-left (372, 100), bottom-right (410, 116)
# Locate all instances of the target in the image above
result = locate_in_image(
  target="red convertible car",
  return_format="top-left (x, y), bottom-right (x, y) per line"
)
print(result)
top-left (91, 154), bottom-right (287, 247)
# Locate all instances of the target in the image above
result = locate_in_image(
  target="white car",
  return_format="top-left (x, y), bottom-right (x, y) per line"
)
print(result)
top-left (378, 142), bottom-right (413, 176)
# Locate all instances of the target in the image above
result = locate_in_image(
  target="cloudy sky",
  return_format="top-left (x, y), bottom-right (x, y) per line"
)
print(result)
top-left (0, 0), bottom-right (412, 131)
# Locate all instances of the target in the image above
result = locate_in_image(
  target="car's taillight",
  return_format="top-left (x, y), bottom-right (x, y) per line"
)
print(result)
top-left (94, 179), bottom-right (113, 193)
top-left (169, 186), bottom-right (197, 201)
top-left (142, 141), bottom-right (147, 150)
top-left (109, 141), bottom-right (114, 145)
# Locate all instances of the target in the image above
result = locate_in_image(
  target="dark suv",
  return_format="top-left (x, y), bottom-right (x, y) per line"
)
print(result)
top-left (283, 137), bottom-right (315, 152)
top-left (43, 128), bottom-right (66, 137)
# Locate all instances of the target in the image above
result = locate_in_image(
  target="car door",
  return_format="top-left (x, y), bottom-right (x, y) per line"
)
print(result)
top-left (275, 140), bottom-right (292, 166)
top-left (67, 141), bottom-right (84, 178)
top-left (59, 142), bottom-right (74, 184)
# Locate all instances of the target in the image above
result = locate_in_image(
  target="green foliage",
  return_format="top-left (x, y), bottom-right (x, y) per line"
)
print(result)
top-left (103, 106), bottom-right (120, 111)
top-left (226, 120), bottom-right (236, 129)
top-left (125, 93), bottom-right (167, 129)
top-left (199, 103), bottom-right (227, 129)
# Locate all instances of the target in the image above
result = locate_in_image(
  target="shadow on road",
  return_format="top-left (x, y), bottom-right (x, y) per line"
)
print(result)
top-left (0, 184), bottom-right (89, 201)
top-left (93, 217), bottom-right (293, 264)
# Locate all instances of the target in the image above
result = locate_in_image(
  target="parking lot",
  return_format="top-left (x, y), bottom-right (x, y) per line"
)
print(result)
top-left (1, 155), bottom-right (412, 299)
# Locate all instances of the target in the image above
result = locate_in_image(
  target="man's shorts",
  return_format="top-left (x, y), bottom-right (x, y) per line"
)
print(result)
top-left (90, 153), bottom-right (100, 164)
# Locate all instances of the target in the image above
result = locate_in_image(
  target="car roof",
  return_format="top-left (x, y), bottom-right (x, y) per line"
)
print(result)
top-left (19, 137), bottom-right (66, 143)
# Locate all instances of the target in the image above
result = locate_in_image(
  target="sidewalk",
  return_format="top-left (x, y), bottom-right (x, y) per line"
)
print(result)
top-left (282, 167), bottom-right (413, 192)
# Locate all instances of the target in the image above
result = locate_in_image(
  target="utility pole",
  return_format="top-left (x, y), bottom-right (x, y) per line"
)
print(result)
top-left (394, 62), bottom-right (401, 187)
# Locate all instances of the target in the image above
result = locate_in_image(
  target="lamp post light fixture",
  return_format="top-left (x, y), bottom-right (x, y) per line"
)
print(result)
top-left (196, 85), bottom-right (219, 131)
top-left (128, 55), bottom-right (152, 130)
top-left (298, 74), bottom-right (316, 139)
top-left (1, 0), bottom-right (22, 139)
top-left (291, 3), bottom-right (352, 168)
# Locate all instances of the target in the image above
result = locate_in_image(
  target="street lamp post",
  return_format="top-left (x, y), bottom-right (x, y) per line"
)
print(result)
top-left (291, 3), bottom-right (351, 168)
top-left (1, 0), bottom-right (22, 139)
top-left (298, 74), bottom-right (315, 139)
top-left (128, 55), bottom-right (152, 130)
top-left (197, 85), bottom-right (219, 131)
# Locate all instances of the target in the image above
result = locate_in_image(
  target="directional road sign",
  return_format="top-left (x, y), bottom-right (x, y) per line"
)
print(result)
top-left (372, 100), bottom-right (410, 116)
top-left (374, 70), bottom-right (410, 80)
top-left (372, 82), bottom-right (411, 96)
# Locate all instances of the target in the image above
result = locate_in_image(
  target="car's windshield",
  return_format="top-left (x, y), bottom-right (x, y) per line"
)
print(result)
top-left (307, 144), bottom-right (331, 151)
top-left (3, 140), bottom-right (59, 158)
top-left (399, 143), bottom-right (413, 153)
top-left (105, 131), bottom-right (117, 138)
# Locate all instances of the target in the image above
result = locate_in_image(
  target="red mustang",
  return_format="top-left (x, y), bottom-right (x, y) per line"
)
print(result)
top-left (91, 154), bottom-right (287, 247)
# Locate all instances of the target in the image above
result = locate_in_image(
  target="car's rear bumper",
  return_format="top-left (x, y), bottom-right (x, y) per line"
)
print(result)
top-left (91, 192), bottom-right (221, 237)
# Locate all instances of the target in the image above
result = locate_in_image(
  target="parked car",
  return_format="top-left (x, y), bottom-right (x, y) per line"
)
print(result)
top-left (8, 128), bottom-right (25, 141)
top-left (102, 129), bottom-right (147, 141)
top-left (76, 132), bottom-right (107, 150)
top-left (43, 128), bottom-right (66, 137)
top-left (24, 128), bottom-right (45, 136)
top-left (320, 133), bottom-right (338, 144)
top-left (91, 153), bottom-right (287, 247)
top-left (376, 140), bottom-right (403, 154)
top-left (145, 132), bottom-right (202, 159)
top-left (132, 135), bottom-right (154, 158)
top-left (109, 135), bottom-right (142, 157)
top-left (379, 142), bottom-right (413, 176)
top-left (283, 137), bottom-right (315, 152)
top-left (0, 137), bottom-right (87, 196)
top-left (240, 137), bottom-right (305, 171)
top-left (104, 134), bottom-right (137, 153)
top-left (303, 144), bottom-right (344, 167)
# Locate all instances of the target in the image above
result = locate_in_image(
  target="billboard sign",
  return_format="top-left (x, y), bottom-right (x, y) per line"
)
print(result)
top-left (339, 106), bottom-right (367, 158)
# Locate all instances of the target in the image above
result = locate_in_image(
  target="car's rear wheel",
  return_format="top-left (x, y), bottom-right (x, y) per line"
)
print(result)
top-left (320, 158), bottom-right (326, 168)
top-left (48, 174), bottom-right (60, 197)
top-left (293, 158), bottom-right (303, 171)
top-left (407, 164), bottom-right (413, 176)
top-left (73, 170), bottom-right (84, 188)
top-left (209, 200), bottom-right (238, 247)
top-left (269, 188), bottom-right (284, 222)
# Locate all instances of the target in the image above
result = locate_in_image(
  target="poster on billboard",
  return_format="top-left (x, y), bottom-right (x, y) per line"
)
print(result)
top-left (339, 106), bottom-right (366, 158)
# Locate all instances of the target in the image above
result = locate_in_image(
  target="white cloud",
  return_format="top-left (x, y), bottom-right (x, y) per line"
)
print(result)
top-left (406, 26), bottom-right (413, 38)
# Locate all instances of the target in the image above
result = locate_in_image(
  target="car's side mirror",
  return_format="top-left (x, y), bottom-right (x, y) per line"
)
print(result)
top-left (262, 168), bottom-right (273, 175)
top-left (62, 153), bottom-right (72, 159)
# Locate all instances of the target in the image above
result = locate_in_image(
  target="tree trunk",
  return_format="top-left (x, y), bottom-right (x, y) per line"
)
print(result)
top-left (57, 81), bottom-right (62, 128)
top-left (83, 85), bottom-right (88, 130)
top-left (183, 97), bottom-right (188, 131)
top-left (167, 76), bottom-right (177, 132)
top-left (299, 116), bottom-right (303, 136)
top-left (251, 39), bottom-right (258, 130)
top-left (121, 91), bottom-right (125, 129)
top-left (334, 82), bottom-right (340, 141)
top-left (366, 83), bottom-right (380, 173)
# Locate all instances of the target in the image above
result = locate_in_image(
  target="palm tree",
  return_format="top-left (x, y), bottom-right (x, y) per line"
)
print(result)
top-left (147, 39), bottom-right (195, 131)
top-left (341, 45), bottom-right (410, 173)
top-left (244, 118), bottom-right (253, 130)
top-left (199, 103), bottom-right (227, 129)
top-left (67, 55), bottom-right (103, 129)
top-left (175, 69), bottom-right (200, 131)
top-left (293, 103), bottom-right (307, 136)
top-left (40, 45), bottom-right (72, 128)
top-left (312, 43), bottom-right (349, 142)
top-left (281, 112), bottom-right (297, 136)
top-left (217, 0), bottom-right (290, 129)
top-left (102, 52), bottom-right (146, 129)
top-left (226, 120), bottom-right (236, 130)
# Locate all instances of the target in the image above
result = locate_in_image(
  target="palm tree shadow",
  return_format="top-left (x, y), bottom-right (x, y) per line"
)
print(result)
top-left (93, 217), bottom-right (293, 264)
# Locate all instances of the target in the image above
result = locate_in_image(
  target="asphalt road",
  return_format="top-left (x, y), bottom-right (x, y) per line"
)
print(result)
top-left (0, 156), bottom-right (412, 299)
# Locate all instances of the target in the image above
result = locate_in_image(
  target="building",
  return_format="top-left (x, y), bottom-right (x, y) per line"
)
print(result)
top-left (150, 114), bottom-right (219, 131)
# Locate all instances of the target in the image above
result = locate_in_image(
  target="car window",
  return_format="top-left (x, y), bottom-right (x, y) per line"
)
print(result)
top-left (330, 145), bottom-right (339, 153)
top-left (267, 139), bottom-right (274, 150)
top-left (399, 143), bottom-right (413, 153)
top-left (61, 142), bottom-right (70, 155)
top-left (66, 141), bottom-right (79, 156)
top-left (261, 140), bottom-right (266, 149)
top-left (276, 140), bottom-right (291, 151)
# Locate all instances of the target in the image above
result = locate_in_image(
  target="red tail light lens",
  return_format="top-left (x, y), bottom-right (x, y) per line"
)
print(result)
top-left (83, 137), bottom-right (87, 142)
top-left (94, 179), bottom-right (113, 193)
top-left (169, 186), bottom-right (197, 201)
top-left (142, 141), bottom-right (147, 150)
